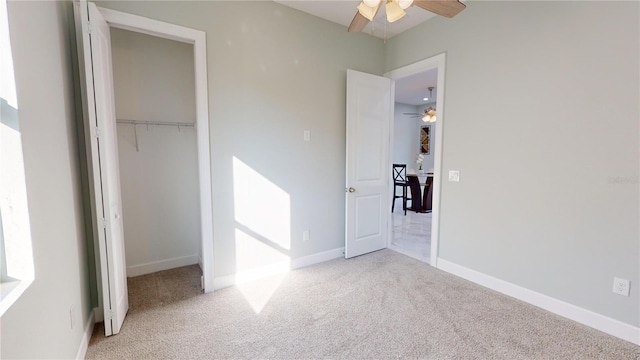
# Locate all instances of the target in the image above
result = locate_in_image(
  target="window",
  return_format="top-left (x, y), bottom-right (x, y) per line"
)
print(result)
top-left (0, 0), bottom-right (34, 315)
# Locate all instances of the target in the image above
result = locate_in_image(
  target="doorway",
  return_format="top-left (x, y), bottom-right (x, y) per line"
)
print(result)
top-left (385, 54), bottom-right (446, 267)
top-left (110, 28), bottom-right (201, 281)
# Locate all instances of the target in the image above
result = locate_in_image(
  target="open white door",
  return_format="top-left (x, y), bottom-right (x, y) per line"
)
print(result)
top-left (74, 0), bottom-right (128, 336)
top-left (345, 70), bottom-right (393, 258)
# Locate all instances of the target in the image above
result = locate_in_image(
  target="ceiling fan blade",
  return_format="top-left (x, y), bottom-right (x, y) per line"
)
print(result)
top-left (348, 3), bottom-right (381, 32)
top-left (403, 113), bottom-right (421, 115)
top-left (348, 11), bottom-right (370, 32)
top-left (413, 0), bottom-right (466, 18)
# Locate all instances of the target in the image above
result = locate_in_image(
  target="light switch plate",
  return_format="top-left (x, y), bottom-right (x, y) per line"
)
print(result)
top-left (448, 170), bottom-right (460, 182)
top-left (303, 130), bottom-right (310, 142)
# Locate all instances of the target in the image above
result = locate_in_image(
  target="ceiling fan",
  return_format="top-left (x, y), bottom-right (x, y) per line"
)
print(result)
top-left (404, 87), bottom-right (437, 122)
top-left (404, 107), bottom-right (436, 122)
top-left (348, 0), bottom-right (466, 32)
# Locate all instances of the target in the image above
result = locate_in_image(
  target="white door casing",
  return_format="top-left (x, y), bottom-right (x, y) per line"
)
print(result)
top-left (74, 0), bottom-right (128, 336)
top-left (384, 54), bottom-right (446, 267)
top-left (97, 5), bottom-right (214, 294)
top-left (345, 69), bottom-right (393, 258)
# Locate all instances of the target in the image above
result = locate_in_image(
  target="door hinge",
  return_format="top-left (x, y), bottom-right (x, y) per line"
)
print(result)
top-left (105, 310), bottom-right (113, 321)
top-left (98, 217), bottom-right (107, 229)
top-left (93, 126), bottom-right (101, 139)
top-left (87, 21), bottom-right (92, 35)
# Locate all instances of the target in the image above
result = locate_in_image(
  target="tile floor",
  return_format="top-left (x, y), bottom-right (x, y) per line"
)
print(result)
top-left (390, 206), bottom-right (432, 264)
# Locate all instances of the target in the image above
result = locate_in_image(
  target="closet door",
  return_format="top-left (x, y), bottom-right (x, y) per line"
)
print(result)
top-left (74, 0), bottom-right (129, 336)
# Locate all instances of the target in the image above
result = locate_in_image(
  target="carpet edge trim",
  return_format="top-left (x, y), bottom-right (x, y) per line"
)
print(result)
top-left (437, 258), bottom-right (640, 345)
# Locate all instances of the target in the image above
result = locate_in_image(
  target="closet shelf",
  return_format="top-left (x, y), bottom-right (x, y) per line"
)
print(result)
top-left (116, 119), bottom-right (195, 128)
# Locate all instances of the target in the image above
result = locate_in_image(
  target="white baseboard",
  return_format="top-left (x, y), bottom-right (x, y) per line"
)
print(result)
top-left (214, 247), bottom-right (345, 290)
top-left (437, 258), bottom-right (640, 345)
top-left (75, 308), bottom-right (96, 360)
top-left (290, 247), bottom-right (345, 269)
top-left (127, 254), bottom-right (199, 277)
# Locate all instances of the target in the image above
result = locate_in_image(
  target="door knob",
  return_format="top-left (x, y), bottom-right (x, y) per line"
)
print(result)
top-left (348, 187), bottom-right (356, 193)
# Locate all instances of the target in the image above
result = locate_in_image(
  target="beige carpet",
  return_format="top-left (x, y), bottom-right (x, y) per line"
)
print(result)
top-left (86, 250), bottom-right (639, 359)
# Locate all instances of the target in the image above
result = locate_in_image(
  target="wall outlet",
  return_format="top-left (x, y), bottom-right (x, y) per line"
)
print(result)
top-left (448, 170), bottom-right (460, 182)
top-left (303, 230), bottom-right (310, 241)
top-left (612, 277), bottom-right (630, 296)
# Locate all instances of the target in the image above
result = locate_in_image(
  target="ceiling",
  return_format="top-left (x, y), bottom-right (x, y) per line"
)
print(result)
top-left (275, 0), bottom-right (438, 39)
top-left (395, 68), bottom-right (437, 106)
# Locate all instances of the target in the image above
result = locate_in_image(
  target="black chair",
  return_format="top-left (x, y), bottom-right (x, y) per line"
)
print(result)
top-left (392, 164), bottom-right (409, 215)
top-left (406, 174), bottom-right (423, 213)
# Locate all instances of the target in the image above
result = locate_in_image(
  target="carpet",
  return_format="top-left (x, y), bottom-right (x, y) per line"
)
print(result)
top-left (86, 249), bottom-right (639, 359)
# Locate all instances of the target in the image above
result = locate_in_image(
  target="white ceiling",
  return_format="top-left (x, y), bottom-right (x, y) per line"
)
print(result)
top-left (394, 68), bottom-right (438, 106)
top-left (275, 0), bottom-right (438, 39)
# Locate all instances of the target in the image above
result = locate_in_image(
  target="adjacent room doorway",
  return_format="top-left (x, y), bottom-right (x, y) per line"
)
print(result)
top-left (385, 54), bottom-right (446, 267)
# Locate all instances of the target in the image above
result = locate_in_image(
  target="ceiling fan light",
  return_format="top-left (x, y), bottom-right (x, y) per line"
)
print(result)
top-left (386, 0), bottom-right (406, 23)
top-left (398, 0), bottom-right (413, 10)
top-left (422, 107), bottom-right (436, 122)
top-left (363, 0), bottom-right (381, 7)
top-left (357, 2), bottom-right (377, 21)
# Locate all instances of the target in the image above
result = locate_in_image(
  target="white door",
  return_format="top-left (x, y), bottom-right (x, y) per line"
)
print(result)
top-left (345, 70), bottom-right (393, 258)
top-left (74, 0), bottom-right (128, 336)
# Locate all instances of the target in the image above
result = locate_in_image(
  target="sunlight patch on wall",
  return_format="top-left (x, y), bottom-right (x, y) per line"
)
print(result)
top-left (232, 156), bottom-right (290, 250)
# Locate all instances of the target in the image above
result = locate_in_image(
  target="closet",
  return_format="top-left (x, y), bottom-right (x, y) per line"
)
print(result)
top-left (110, 28), bottom-right (201, 278)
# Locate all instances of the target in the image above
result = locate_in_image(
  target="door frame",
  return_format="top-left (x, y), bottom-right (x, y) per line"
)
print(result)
top-left (95, 7), bottom-right (215, 292)
top-left (384, 53), bottom-right (446, 267)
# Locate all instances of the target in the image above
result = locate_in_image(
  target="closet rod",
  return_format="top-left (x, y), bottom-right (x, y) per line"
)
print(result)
top-left (116, 119), bottom-right (195, 128)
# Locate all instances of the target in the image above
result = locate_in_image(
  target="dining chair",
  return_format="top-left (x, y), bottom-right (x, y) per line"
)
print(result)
top-left (392, 164), bottom-right (409, 215)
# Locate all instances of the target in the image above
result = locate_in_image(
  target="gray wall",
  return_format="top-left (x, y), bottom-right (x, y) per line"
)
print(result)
top-left (111, 29), bottom-right (201, 275)
top-left (386, 1), bottom-right (639, 327)
top-left (2, 1), bottom-right (93, 358)
top-left (392, 103), bottom-right (420, 172)
top-left (95, 1), bottom-right (385, 278)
